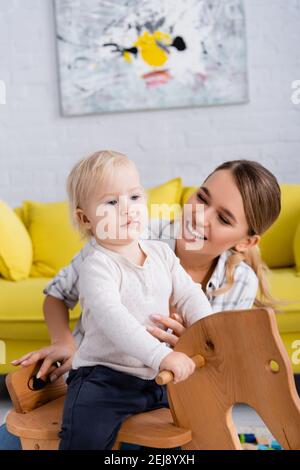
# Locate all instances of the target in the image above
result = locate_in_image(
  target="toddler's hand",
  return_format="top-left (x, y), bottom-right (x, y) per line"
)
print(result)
top-left (159, 351), bottom-right (195, 384)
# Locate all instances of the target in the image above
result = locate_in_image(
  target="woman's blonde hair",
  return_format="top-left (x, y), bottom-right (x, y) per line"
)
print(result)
top-left (66, 150), bottom-right (130, 238)
top-left (205, 160), bottom-right (281, 309)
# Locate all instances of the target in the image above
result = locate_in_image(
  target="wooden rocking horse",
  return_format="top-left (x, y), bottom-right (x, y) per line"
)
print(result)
top-left (5, 308), bottom-right (300, 450)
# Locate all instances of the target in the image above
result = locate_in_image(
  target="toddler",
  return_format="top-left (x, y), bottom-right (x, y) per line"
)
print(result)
top-left (59, 150), bottom-right (212, 450)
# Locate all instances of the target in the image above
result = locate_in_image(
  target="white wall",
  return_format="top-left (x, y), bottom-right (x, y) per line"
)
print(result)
top-left (0, 0), bottom-right (299, 207)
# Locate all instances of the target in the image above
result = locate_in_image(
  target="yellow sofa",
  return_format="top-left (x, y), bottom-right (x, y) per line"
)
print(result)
top-left (0, 180), bottom-right (299, 375)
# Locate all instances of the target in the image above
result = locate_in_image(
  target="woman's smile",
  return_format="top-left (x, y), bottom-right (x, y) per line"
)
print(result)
top-left (185, 220), bottom-right (207, 241)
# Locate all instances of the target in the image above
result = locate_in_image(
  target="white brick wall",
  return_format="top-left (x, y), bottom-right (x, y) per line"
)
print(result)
top-left (0, 0), bottom-right (299, 207)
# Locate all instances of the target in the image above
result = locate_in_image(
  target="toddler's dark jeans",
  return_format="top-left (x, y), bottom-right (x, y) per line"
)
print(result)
top-left (59, 365), bottom-right (168, 450)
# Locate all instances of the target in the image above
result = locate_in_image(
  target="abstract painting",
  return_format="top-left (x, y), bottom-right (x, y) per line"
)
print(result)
top-left (54, 0), bottom-right (248, 116)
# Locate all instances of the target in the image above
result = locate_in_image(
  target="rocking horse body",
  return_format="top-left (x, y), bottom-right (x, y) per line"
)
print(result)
top-left (5, 309), bottom-right (300, 450)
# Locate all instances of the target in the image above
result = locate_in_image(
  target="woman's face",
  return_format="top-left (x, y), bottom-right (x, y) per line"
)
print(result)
top-left (181, 169), bottom-right (257, 257)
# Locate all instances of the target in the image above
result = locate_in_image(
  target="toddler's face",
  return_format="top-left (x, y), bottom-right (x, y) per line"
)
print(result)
top-left (82, 162), bottom-right (148, 244)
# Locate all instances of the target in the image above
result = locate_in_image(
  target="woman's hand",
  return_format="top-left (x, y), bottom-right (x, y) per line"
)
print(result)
top-left (147, 313), bottom-right (186, 347)
top-left (11, 337), bottom-right (76, 382)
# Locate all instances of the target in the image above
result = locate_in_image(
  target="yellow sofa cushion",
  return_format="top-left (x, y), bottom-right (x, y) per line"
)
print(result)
top-left (181, 186), bottom-right (198, 205)
top-left (0, 200), bottom-right (33, 281)
top-left (0, 277), bottom-right (80, 341)
top-left (260, 185), bottom-right (300, 268)
top-left (14, 206), bottom-right (25, 224)
top-left (294, 221), bottom-right (300, 276)
top-left (22, 200), bottom-right (84, 277)
top-left (267, 267), bottom-right (300, 314)
top-left (147, 177), bottom-right (183, 220)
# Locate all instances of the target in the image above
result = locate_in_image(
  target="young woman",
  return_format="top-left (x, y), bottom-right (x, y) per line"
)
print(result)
top-left (0, 159), bottom-right (281, 449)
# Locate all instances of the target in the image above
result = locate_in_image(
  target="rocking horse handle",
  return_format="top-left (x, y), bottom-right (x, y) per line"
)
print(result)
top-left (155, 354), bottom-right (205, 385)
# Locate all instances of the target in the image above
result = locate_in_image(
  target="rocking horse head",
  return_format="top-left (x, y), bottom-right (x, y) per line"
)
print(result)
top-left (166, 308), bottom-right (300, 450)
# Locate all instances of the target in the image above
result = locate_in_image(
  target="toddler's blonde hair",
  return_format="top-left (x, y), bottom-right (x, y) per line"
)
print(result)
top-left (66, 150), bottom-right (130, 239)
